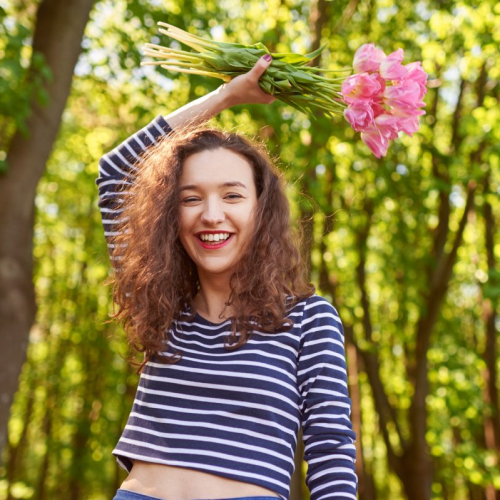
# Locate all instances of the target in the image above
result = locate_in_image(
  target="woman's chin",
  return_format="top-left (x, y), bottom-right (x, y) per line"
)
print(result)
top-left (196, 262), bottom-right (235, 277)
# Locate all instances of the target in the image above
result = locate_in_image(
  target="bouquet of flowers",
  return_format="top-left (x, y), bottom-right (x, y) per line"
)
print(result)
top-left (142, 22), bottom-right (428, 158)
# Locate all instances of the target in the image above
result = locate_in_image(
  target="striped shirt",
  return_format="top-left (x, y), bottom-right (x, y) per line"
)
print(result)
top-left (96, 115), bottom-right (358, 500)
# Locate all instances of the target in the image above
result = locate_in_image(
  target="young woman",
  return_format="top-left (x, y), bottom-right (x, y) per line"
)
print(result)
top-left (96, 55), bottom-right (357, 500)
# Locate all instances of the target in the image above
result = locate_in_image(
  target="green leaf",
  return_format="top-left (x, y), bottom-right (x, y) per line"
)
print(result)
top-left (304, 42), bottom-right (329, 61)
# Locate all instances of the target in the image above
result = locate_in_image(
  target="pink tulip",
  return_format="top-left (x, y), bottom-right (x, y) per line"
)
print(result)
top-left (342, 73), bottom-right (382, 104)
top-left (374, 114), bottom-right (401, 140)
top-left (353, 43), bottom-right (387, 73)
top-left (344, 101), bottom-right (375, 132)
top-left (391, 106), bottom-right (426, 118)
top-left (394, 116), bottom-right (420, 136)
top-left (360, 126), bottom-right (389, 159)
top-left (384, 79), bottom-right (425, 110)
top-left (371, 101), bottom-right (386, 118)
top-left (406, 61), bottom-right (428, 100)
top-left (372, 73), bottom-right (387, 98)
top-left (379, 48), bottom-right (408, 80)
top-left (342, 43), bottom-right (428, 157)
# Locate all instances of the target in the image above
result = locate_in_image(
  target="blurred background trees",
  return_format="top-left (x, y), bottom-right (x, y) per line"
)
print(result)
top-left (0, 0), bottom-right (94, 469)
top-left (0, 0), bottom-right (499, 499)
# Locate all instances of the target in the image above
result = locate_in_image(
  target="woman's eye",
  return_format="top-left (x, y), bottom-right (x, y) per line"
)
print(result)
top-left (182, 194), bottom-right (242, 203)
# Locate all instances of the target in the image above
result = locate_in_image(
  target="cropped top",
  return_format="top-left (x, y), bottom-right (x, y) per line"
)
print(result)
top-left (96, 115), bottom-right (358, 500)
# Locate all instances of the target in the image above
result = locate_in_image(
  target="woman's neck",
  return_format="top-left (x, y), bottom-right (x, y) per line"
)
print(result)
top-left (194, 272), bottom-right (234, 322)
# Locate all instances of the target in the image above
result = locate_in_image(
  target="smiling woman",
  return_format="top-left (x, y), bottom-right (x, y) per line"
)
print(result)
top-left (106, 122), bottom-right (313, 354)
top-left (96, 55), bottom-right (357, 500)
top-left (178, 148), bottom-right (259, 284)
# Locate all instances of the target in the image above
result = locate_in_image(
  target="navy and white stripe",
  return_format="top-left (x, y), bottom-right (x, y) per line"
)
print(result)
top-left (95, 115), bottom-right (172, 265)
top-left (96, 116), bottom-right (357, 500)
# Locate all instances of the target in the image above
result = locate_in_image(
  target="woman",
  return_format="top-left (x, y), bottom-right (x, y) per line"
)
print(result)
top-left (96, 55), bottom-right (357, 500)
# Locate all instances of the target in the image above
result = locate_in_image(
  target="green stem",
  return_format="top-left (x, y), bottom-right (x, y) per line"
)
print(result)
top-left (158, 22), bottom-right (219, 49)
top-left (144, 46), bottom-right (221, 68)
top-left (315, 93), bottom-right (347, 108)
top-left (303, 67), bottom-right (352, 73)
top-left (158, 28), bottom-right (214, 53)
top-left (160, 65), bottom-right (231, 81)
top-left (143, 52), bottom-right (201, 64)
top-left (144, 44), bottom-right (203, 61)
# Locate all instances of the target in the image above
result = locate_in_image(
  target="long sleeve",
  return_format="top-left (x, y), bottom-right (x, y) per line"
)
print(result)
top-left (95, 115), bottom-right (172, 265)
top-left (297, 295), bottom-right (358, 500)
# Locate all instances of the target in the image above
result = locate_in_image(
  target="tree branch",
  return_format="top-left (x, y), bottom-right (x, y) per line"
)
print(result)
top-left (349, 199), bottom-right (407, 474)
top-left (332, 0), bottom-right (360, 35)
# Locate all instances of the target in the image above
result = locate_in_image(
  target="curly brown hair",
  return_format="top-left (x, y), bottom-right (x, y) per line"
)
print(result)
top-left (108, 122), bottom-right (314, 374)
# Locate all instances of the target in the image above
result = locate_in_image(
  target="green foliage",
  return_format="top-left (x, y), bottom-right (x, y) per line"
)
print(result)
top-left (0, 3), bottom-right (52, 172)
top-left (1, 0), bottom-right (500, 499)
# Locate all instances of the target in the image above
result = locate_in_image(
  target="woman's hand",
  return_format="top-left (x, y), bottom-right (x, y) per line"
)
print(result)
top-left (164, 56), bottom-right (276, 130)
top-left (220, 55), bottom-right (277, 107)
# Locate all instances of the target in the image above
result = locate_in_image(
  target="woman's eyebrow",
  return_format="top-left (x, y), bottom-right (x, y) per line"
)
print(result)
top-left (179, 181), bottom-right (247, 192)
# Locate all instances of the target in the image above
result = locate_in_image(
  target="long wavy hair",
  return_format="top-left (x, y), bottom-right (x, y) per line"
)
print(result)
top-left (108, 122), bottom-right (314, 374)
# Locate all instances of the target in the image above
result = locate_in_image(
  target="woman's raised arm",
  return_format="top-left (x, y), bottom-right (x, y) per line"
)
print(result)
top-left (164, 54), bottom-right (275, 129)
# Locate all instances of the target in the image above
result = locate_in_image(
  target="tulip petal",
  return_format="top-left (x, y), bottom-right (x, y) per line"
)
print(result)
top-left (360, 126), bottom-right (389, 158)
top-left (379, 48), bottom-right (408, 80)
top-left (353, 43), bottom-right (387, 73)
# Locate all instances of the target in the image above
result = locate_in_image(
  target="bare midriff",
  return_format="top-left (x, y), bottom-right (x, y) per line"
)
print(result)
top-left (120, 460), bottom-right (280, 500)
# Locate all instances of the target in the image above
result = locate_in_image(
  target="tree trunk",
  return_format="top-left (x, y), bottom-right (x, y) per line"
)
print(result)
top-left (5, 386), bottom-right (35, 500)
top-left (35, 392), bottom-right (53, 500)
top-left (290, 428), bottom-right (305, 500)
top-left (346, 341), bottom-right (376, 500)
top-left (481, 171), bottom-right (500, 500)
top-left (0, 0), bottom-right (94, 466)
top-left (298, 0), bottom-right (330, 279)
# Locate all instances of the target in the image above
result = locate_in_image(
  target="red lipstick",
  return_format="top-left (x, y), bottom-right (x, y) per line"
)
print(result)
top-left (195, 233), bottom-right (234, 250)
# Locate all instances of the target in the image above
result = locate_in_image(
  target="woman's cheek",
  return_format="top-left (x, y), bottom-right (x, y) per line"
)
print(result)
top-left (243, 205), bottom-right (258, 232)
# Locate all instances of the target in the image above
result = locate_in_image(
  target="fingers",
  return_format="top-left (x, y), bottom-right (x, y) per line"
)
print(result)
top-left (248, 54), bottom-right (273, 79)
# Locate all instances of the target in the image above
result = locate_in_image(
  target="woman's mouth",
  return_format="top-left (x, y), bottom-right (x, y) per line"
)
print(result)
top-left (196, 233), bottom-right (234, 249)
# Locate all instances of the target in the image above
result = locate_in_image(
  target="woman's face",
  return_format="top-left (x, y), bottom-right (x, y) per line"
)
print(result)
top-left (178, 147), bottom-right (258, 280)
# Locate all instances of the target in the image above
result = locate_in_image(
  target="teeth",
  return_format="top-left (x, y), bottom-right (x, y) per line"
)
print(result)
top-left (199, 233), bottom-right (231, 243)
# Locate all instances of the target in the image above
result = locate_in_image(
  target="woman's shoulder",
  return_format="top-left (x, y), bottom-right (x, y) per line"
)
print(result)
top-left (286, 292), bottom-right (338, 318)
top-left (288, 294), bottom-right (345, 347)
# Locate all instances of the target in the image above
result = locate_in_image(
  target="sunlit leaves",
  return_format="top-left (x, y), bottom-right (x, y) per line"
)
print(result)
top-left (0, 4), bottom-right (52, 172)
top-left (3, 0), bottom-right (500, 498)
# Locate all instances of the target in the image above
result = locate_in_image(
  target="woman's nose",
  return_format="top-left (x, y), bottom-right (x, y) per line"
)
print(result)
top-left (200, 200), bottom-right (225, 225)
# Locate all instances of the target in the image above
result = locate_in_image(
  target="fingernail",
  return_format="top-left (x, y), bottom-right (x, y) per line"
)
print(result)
top-left (263, 54), bottom-right (272, 62)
